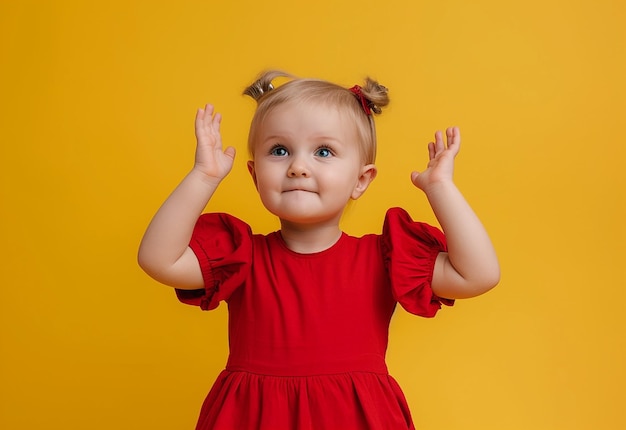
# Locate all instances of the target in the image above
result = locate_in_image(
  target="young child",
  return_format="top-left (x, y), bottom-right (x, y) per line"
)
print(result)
top-left (138, 70), bottom-right (500, 430)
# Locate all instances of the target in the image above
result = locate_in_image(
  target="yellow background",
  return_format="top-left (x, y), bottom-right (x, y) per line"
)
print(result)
top-left (1, 0), bottom-right (624, 429)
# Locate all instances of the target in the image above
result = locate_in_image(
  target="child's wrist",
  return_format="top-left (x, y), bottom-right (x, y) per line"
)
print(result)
top-left (421, 179), bottom-right (457, 197)
top-left (189, 167), bottom-right (224, 188)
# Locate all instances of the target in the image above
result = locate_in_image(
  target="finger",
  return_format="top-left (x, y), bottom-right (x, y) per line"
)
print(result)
top-left (446, 126), bottom-right (460, 144)
top-left (195, 108), bottom-right (206, 137)
top-left (427, 141), bottom-right (435, 160)
top-left (211, 113), bottom-right (223, 149)
top-left (410, 171), bottom-right (420, 187)
top-left (453, 126), bottom-right (461, 145)
top-left (223, 146), bottom-right (236, 160)
top-left (212, 112), bottom-right (222, 133)
top-left (433, 130), bottom-right (444, 154)
top-left (446, 126), bottom-right (461, 155)
top-left (204, 104), bottom-right (214, 121)
top-left (196, 104), bottom-right (212, 128)
top-left (199, 105), bottom-right (212, 133)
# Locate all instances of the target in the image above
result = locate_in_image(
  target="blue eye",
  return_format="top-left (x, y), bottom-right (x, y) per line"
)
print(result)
top-left (315, 147), bottom-right (333, 158)
top-left (270, 145), bottom-right (288, 156)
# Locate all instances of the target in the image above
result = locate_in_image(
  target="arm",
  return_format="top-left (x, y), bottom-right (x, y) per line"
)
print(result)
top-left (411, 127), bottom-right (500, 299)
top-left (137, 104), bottom-right (236, 289)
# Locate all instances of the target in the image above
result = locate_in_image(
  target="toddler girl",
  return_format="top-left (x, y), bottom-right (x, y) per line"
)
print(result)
top-left (138, 70), bottom-right (500, 429)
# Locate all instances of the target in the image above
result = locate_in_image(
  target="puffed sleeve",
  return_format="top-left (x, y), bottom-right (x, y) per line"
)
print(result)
top-left (382, 207), bottom-right (454, 317)
top-left (175, 213), bottom-right (252, 311)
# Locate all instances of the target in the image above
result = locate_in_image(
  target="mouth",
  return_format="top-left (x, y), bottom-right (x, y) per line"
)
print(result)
top-left (284, 189), bottom-right (316, 194)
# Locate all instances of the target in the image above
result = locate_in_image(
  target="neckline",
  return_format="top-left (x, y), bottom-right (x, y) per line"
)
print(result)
top-left (271, 231), bottom-right (348, 258)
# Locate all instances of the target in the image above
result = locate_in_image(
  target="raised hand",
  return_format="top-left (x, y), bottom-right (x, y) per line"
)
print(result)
top-left (193, 104), bottom-right (236, 182)
top-left (410, 127), bottom-right (460, 192)
top-left (408, 126), bottom-right (500, 299)
top-left (138, 105), bottom-right (236, 289)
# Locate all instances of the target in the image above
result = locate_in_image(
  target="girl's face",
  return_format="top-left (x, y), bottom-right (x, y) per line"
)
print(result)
top-left (247, 101), bottom-right (376, 227)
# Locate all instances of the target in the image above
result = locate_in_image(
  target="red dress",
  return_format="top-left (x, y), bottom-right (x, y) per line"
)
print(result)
top-left (176, 207), bottom-right (454, 430)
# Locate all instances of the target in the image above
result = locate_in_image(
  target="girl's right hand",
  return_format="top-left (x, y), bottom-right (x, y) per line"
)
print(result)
top-left (193, 104), bottom-right (236, 182)
top-left (137, 104), bottom-right (235, 290)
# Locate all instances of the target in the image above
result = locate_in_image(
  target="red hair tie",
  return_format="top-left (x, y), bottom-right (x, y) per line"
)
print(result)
top-left (349, 85), bottom-right (372, 116)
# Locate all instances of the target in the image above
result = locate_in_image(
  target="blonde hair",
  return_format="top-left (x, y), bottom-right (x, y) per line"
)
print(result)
top-left (243, 70), bottom-right (389, 164)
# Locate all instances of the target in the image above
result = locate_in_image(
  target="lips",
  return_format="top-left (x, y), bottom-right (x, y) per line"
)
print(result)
top-left (284, 188), bottom-right (316, 193)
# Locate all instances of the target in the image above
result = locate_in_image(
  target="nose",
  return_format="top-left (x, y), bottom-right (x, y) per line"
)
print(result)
top-left (287, 156), bottom-right (310, 177)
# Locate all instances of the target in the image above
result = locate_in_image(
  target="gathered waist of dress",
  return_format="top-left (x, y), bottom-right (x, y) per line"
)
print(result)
top-left (225, 353), bottom-right (389, 377)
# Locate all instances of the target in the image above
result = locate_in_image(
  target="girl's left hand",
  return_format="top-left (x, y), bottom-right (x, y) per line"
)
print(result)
top-left (411, 126), bottom-right (461, 192)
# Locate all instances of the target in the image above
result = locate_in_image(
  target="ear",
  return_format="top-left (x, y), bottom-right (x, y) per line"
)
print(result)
top-left (247, 160), bottom-right (258, 190)
top-left (351, 164), bottom-right (377, 200)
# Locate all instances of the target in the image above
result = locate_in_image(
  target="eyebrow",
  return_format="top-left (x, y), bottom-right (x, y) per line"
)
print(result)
top-left (261, 135), bottom-right (343, 145)
top-left (261, 135), bottom-right (289, 142)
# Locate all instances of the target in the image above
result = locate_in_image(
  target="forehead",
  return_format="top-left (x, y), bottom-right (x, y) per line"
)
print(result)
top-left (258, 100), bottom-right (357, 139)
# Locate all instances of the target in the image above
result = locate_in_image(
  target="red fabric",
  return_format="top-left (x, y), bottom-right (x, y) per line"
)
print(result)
top-left (382, 208), bottom-right (455, 316)
top-left (176, 207), bottom-right (453, 430)
top-left (349, 85), bottom-right (372, 115)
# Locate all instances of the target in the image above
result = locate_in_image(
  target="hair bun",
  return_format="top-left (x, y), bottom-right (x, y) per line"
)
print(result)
top-left (359, 77), bottom-right (389, 115)
top-left (243, 70), bottom-right (293, 102)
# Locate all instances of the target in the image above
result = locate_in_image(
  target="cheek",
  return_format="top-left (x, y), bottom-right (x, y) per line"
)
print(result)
top-left (326, 163), bottom-right (361, 184)
top-left (254, 167), bottom-right (281, 190)
top-left (319, 172), bottom-right (359, 199)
